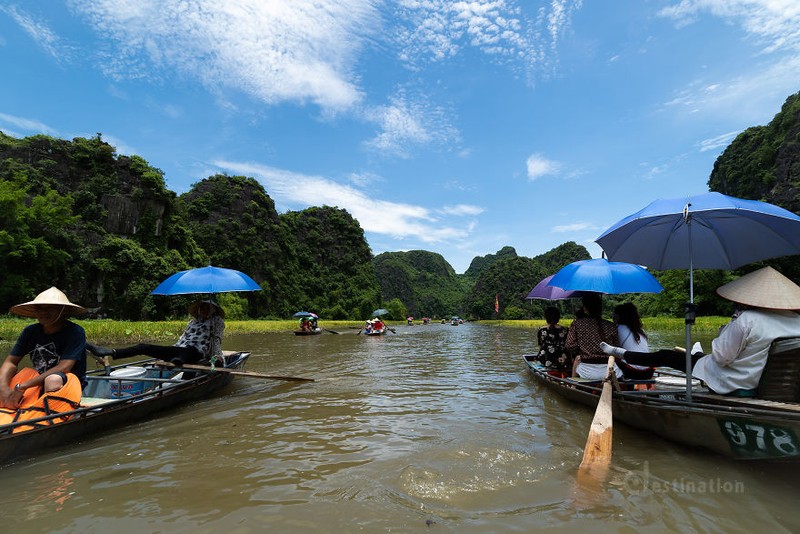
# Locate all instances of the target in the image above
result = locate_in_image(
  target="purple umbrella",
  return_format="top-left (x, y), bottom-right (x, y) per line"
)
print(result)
top-left (526, 274), bottom-right (584, 300)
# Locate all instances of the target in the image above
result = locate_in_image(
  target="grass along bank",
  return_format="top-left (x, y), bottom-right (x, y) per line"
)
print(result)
top-left (0, 318), bottom-right (366, 345)
top-left (483, 315), bottom-right (731, 334)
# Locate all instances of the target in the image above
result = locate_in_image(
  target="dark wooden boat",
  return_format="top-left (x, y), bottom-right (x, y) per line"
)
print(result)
top-left (523, 349), bottom-right (800, 461)
top-left (363, 328), bottom-right (386, 336)
top-left (0, 351), bottom-right (250, 465)
top-left (294, 328), bottom-right (322, 336)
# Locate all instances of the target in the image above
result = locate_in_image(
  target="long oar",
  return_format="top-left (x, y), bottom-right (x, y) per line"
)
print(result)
top-left (153, 361), bottom-right (315, 382)
top-left (577, 355), bottom-right (615, 481)
top-left (323, 328), bottom-right (340, 335)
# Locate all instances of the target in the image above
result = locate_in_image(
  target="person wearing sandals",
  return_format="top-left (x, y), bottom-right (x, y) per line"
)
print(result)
top-left (600, 267), bottom-right (800, 397)
top-left (87, 300), bottom-right (225, 367)
top-left (0, 287), bottom-right (87, 409)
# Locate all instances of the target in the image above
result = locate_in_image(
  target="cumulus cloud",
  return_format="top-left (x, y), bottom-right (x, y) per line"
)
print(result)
top-left (68, 0), bottom-right (379, 112)
top-left (214, 159), bottom-right (473, 243)
top-left (526, 153), bottom-right (562, 180)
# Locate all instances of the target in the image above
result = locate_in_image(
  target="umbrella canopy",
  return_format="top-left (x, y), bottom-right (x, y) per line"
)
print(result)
top-left (151, 266), bottom-right (262, 295)
top-left (293, 311), bottom-right (314, 317)
top-left (527, 274), bottom-right (585, 300)
top-left (596, 192), bottom-right (800, 272)
top-left (548, 259), bottom-right (663, 295)
top-left (371, 308), bottom-right (390, 317)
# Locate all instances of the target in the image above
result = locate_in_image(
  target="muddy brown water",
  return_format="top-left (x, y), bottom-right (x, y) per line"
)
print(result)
top-left (1, 324), bottom-right (798, 532)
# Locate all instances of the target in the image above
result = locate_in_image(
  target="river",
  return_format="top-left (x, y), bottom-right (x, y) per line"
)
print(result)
top-left (1, 323), bottom-right (799, 533)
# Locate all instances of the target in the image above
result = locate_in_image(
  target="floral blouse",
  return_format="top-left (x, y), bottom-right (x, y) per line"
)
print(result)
top-left (537, 324), bottom-right (569, 370)
top-left (174, 315), bottom-right (225, 359)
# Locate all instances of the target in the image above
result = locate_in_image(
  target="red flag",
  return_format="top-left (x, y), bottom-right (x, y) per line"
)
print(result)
top-left (495, 294), bottom-right (499, 314)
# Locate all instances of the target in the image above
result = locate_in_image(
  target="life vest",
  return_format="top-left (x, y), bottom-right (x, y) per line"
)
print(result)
top-left (0, 372), bottom-right (82, 434)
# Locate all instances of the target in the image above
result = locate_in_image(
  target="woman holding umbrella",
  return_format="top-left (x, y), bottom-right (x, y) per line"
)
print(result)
top-left (87, 300), bottom-right (226, 366)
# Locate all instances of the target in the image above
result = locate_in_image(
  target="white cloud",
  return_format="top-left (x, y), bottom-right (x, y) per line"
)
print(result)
top-left (363, 91), bottom-right (460, 156)
top-left (392, 0), bottom-right (582, 71)
top-left (526, 153), bottom-right (562, 180)
top-left (68, 0), bottom-right (379, 112)
top-left (699, 130), bottom-right (740, 152)
top-left (1, 5), bottom-right (63, 59)
top-left (0, 112), bottom-right (58, 135)
top-left (214, 160), bottom-right (473, 244)
top-left (552, 222), bottom-right (593, 233)
top-left (659, 1), bottom-right (800, 53)
top-left (440, 204), bottom-right (485, 216)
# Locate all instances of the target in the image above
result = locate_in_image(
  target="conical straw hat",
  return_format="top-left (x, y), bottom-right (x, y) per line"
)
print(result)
top-left (9, 287), bottom-right (87, 318)
top-left (716, 266), bottom-right (800, 310)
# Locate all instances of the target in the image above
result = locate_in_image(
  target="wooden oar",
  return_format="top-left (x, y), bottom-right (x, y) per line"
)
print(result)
top-left (323, 328), bottom-right (340, 335)
top-left (577, 355), bottom-right (615, 481)
top-left (153, 360), bottom-right (315, 382)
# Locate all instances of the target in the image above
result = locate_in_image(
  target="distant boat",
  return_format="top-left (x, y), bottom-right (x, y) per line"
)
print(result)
top-left (294, 328), bottom-right (322, 336)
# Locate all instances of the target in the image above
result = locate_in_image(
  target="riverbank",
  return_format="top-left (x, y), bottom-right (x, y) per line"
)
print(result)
top-left (0, 316), bottom-right (730, 344)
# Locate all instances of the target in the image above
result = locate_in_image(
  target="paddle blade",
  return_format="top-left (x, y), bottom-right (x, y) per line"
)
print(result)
top-left (577, 356), bottom-right (615, 481)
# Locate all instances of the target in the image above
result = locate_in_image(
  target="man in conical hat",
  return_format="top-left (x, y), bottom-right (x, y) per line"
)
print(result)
top-left (600, 266), bottom-right (800, 397)
top-left (0, 287), bottom-right (88, 409)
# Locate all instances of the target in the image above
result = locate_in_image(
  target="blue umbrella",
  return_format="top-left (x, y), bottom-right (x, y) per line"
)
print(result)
top-left (151, 266), bottom-right (262, 295)
top-left (293, 311), bottom-right (314, 317)
top-left (595, 192), bottom-right (800, 400)
top-left (526, 274), bottom-right (585, 300)
top-left (547, 259), bottom-right (663, 295)
top-left (371, 308), bottom-right (390, 317)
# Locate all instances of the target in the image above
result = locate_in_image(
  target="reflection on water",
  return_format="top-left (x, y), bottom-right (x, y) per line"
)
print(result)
top-left (1, 324), bottom-right (799, 532)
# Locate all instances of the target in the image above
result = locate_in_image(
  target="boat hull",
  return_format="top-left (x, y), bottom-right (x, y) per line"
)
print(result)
top-left (524, 355), bottom-right (800, 461)
top-left (294, 329), bottom-right (322, 336)
top-left (0, 352), bottom-right (250, 465)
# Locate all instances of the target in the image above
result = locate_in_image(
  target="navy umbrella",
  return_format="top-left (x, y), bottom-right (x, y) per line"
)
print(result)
top-left (151, 266), bottom-right (262, 295)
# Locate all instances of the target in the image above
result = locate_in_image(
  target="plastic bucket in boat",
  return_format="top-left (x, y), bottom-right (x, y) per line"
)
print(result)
top-left (110, 367), bottom-right (147, 397)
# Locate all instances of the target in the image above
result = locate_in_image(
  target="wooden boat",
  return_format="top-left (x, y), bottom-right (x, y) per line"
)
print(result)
top-left (523, 351), bottom-right (800, 461)
top-left (0, 351), bottom-right (250, 465)
top-left (294, 328), bottom-right (322, 336)
top-left (363, 328), bottom-right (386, 336)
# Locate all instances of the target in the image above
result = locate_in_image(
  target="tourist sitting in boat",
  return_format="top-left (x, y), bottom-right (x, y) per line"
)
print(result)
top-left (612, 302), bottom-right (655, 380)
top-left (299, 317), bottom-right (312, 331)
top-left (0, 287), bottom-right (88, 409)
top-left (372, 318), bottom-right (385, 331)
top-left (536, 306), bottom-right (570, 372)
top-left (600, 267), bottom-right (800, 397)
top-left (566, 293), bottom-right (622, 380)
top-left (87, 300), bottom-right (225, 367)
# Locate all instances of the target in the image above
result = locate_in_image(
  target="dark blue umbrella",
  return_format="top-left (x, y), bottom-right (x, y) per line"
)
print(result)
top-left (526, 274), bottom-right (585, 300)
top-left (548, 259), bottom-right (663, 295)
top-left (151, 266), bottom-right (262, 295)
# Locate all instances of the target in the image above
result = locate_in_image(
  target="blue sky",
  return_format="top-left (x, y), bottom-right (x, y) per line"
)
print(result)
top-left (1, 1), bottom-right (799, 273)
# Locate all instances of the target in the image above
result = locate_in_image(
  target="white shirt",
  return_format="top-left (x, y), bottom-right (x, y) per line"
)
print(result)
top-left (693, 309), bottom-right (800, 394)
top-left (617, 324), bottom-right (650, 370)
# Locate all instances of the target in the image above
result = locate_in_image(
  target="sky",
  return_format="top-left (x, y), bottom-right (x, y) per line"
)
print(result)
top-left (1, 1), bottom-right (799, 274)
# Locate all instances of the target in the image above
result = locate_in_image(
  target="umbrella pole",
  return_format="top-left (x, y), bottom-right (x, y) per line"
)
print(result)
top-left (686, 220), bottom-right (695, 402)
